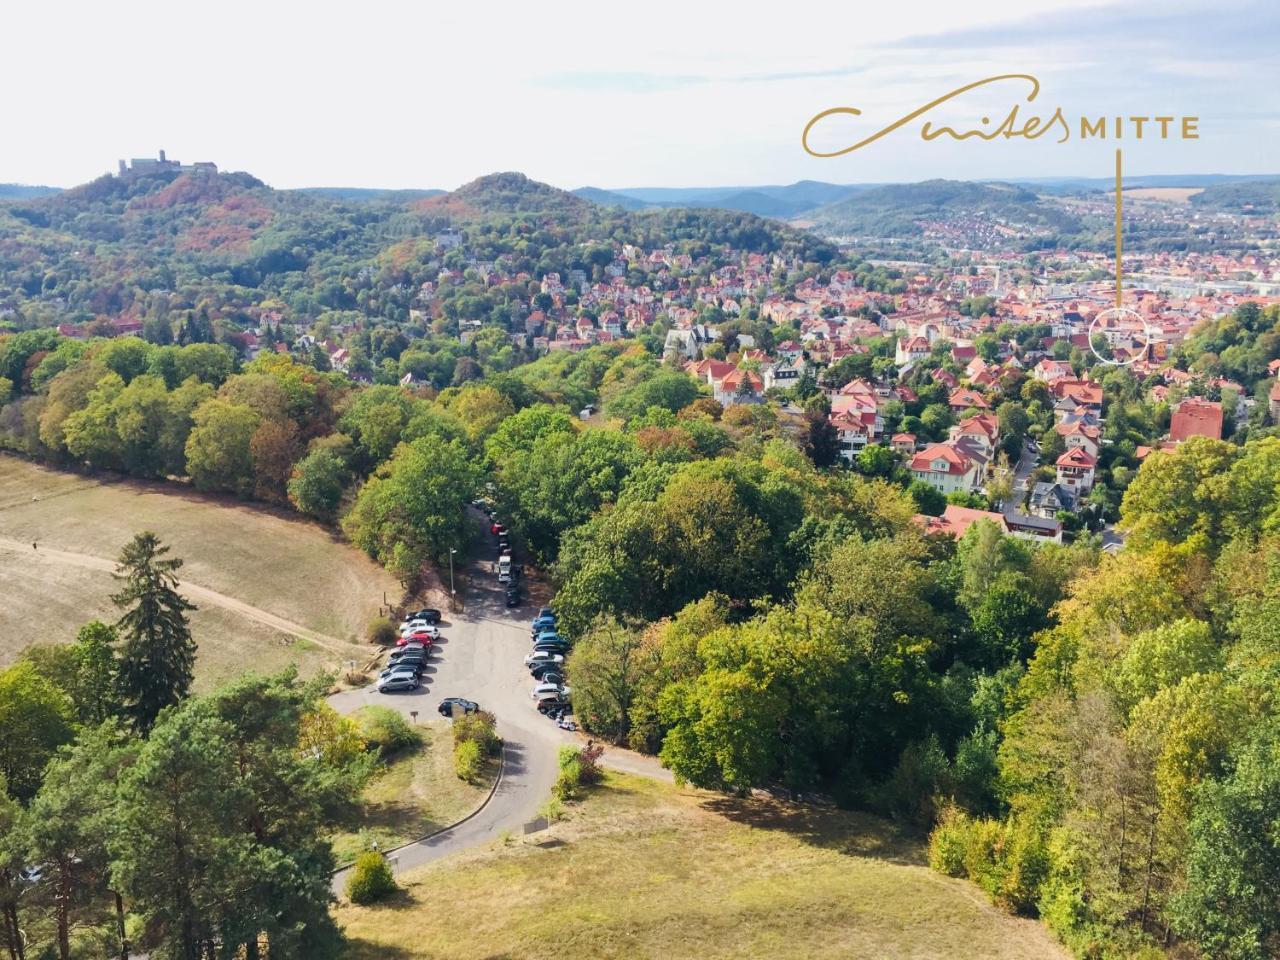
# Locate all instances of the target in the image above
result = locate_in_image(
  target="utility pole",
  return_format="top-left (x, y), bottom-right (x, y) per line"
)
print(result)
top-left (448, 548), bottom-right (457, 607)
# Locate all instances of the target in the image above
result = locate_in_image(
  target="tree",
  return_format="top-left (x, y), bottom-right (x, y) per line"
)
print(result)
top-left (26, 723), bottom-right (138, 960)
top-left (0, 781), bottom-right (28, 960)
top-left (343, 435), bottom-right (482, 581)
top-left (287, 447), bottom-right (350, 522)
top-left (112, 533), bottom-right (197, 732)
top-left (1172, 720), bottom-right (1280, 960)
top-left (567, 618), bottom-right (651, 744)
top-left (111, 676), bottom-right (349, 959)
top-left (0, 662), bottom-right (75, 802)
top-left (183, 398), bottom-right (261, 496)
top-left (67, 621), bottom-right (124, 725)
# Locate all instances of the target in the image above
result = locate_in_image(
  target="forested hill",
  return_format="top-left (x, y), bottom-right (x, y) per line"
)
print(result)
top-left (0, 167), bottom-right (834, 330)
top-left (805, 178), bottom-right (1084, 242)
top-left (1189, 178), bottom-right (1280, 213)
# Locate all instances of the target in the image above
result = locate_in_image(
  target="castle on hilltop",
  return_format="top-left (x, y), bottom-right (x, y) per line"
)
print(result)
top-left (117, 150), bottom-right (217, 178)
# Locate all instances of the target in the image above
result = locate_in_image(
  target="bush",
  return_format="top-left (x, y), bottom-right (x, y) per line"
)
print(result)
top-left (927, 805), bottom-right (969, 877)
top-left (368, 616), bottom-right (397, 646)
top-left (345, 851), bottom-right (397, 904)
top-left (552, 743), bottom-right (604, 801)
top-left (453, 738), bottom-right (483, 783)
top-left (454, 710), bottom-right (500, 756)
top-left (356, 706), bottom-right (420, 755)
top-left (928, 807), bottom-right (1050, 919)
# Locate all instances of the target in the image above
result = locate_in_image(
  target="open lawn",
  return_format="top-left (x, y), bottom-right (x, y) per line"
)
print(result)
top-left (334, 772), bottom-right (1068, 960)
top-left (329, 716), bottom-right (498, 867)
top-left (0, 456), bottom-right (399, 687)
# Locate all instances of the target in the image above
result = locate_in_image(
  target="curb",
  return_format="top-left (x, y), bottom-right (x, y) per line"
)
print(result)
top-left (332, 736), bottom-right (508, 883)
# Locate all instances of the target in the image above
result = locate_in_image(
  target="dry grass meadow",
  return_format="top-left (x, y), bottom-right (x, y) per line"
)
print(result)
top-left (335, 771), bottom-right (1069, 960)
top-left (0, 456), bottom-right (399, 687)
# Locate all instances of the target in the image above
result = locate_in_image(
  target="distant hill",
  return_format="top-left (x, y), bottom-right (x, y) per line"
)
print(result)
top-left (806, 178), bottom-right (1083, 240)
top-left (1189, 179), bottom-right (1280, 213)
top-left (0, 184), bottom-right (62, 201)
top-left (292, 187), bottom-right (444, 203)
top-left (417, 172), bottom-right (591, 219)
top-left (603, 180), bottom-right (869, 218)
top-left (572, 186), bottom-right (653, 211)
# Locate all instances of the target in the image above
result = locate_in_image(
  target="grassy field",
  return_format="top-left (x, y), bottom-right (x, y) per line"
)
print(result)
top-left (1117, 187), bottom-right (1204, 203)
top-left (334, 772), bottom-right (1068, 960)
top-left (0, 456), bottom-right (400, 687)
top-left (329, 717), bottom-right (498, 866)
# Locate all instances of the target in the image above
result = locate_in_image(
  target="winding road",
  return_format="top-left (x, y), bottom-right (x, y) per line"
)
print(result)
top-left (327, 559), bottom-right (583, 893)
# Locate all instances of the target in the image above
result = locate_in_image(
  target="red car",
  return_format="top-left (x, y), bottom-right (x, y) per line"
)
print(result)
top-left (491, 522), bottom-right (505, 535)
top-left (397, 634), bottom-right (435, 648)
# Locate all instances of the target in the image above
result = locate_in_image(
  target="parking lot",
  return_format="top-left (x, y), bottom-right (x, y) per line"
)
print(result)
top-left (327, 548), bottom-right (578, 885)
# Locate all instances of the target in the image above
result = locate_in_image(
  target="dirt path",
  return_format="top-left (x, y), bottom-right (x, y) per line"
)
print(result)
top-left (0, 536), bottom-right (359, 655)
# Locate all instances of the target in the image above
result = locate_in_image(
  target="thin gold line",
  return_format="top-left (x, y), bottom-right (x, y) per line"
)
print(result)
top-left (1115, 148), bottom-right (1123, 308)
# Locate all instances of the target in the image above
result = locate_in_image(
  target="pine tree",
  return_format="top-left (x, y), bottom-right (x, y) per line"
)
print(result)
top-left (112, 533), bottom-right (197, 733)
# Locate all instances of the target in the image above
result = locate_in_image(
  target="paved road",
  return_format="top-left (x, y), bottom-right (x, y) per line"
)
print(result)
top-left (328, 556), bottom-right (579, 892)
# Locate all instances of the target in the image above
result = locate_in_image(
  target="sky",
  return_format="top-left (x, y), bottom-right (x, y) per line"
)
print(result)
top-left (3, 0), bottom-right (1277, 190)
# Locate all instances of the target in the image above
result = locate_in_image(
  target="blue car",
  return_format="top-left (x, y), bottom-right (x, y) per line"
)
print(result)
top-left (534, 630), bottom-right (562, 645)
top-left (530, 615), bottom-right (556, 633)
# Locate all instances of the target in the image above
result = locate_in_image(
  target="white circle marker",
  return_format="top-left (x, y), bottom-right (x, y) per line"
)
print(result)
top-left (1088, 306), bottom-right (1151, 367)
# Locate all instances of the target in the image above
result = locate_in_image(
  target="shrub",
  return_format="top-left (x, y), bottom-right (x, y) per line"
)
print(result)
top-left (454, 710), bottom-right (500, 756)
top-left (454, 738), bottom-right (483, 783)
top-left (927, 805), bottom-right (969, 877)
top-left (578, 740), bottom-right (604, 784)
top-left (539, 797), bottom-right (565, 822)
top-left (996, 816), bottom-right (1049, 914)
top-left (345, 851), bottom-right (397, 904)
top-left (368, 616), bottom-right (397, 646)
top-left (553, 758), bottom-right (582, 801)
top-left (356, 706), bottom-right (420, 755)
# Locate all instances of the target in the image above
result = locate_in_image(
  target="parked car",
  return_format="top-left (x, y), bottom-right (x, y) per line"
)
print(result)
top-left (530, 618), bottom-right (556, 636)
top-left (524, 649), bottom-right (564, 668)
top-left (405, 608), bottom-right (442, 625)
top-left (533, 629), bottom-right (562, 645)
top-left (532, 637), bottom-right (569, 653)
top-left (397, 633), bottom-right (436, 648)
top-left (536, 696), bottom-right (571, 715)
top-left (399, 621), bottom-right (441, 639)
top-left (491, 522), bottom-right (505, 536)
top-left (377, 672), bottom-right (420, 693)
top-left (532, 680), bottom-right (571, 700)
top-left (380, 662), bottom-right (424, 681)
top-left (537, 606), bottom-right (555, 620)
top-left (505, 585), bottom-right (522, 607)
top-left (535, 671), bottom-right (564, 688)
top-left (438, 697), bottom-right (479, 717)
top-left (389, 644), bottom-right (429, 662)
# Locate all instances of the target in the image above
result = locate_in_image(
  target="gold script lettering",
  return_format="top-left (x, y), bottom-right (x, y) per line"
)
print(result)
top-left (802, 74), bottom-right (1042, 158)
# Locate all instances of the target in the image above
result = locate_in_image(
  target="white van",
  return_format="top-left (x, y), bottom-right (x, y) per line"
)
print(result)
top-left (498, 555), bottom-right (512, 583)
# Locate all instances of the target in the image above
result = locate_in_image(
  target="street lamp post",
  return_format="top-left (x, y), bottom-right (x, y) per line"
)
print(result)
top-left (449, 548), bottom-right (457, 603)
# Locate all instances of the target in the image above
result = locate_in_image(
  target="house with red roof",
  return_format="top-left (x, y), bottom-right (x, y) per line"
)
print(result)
top-left (1169, 398), bottom-right (1223, 442)
top-left (950, 414), bottom-right (1000, 455)
top-left (1055, 420), bottom-right (1101, 457)
top-left (895, 336), bottom-right (931, 365)
top-left (1056, 446), bottom-right (1097, 493)
top-left (948, 387), bottom-right (991, 413)
top-left (910, 441), bottom-right (984, 494)
top-left (714, 368), bottom-right (764, 407)
top-left (914, 504), bottom-right (1007, 538)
